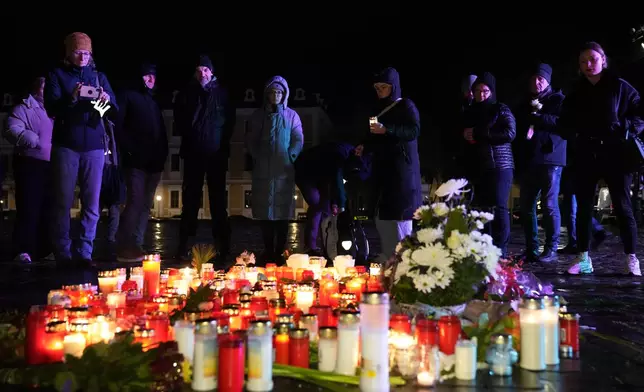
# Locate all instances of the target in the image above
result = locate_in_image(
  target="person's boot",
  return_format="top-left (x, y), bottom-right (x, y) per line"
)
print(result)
top-left (521, 249), bottom-right (540, 263)
top-left (538, 247), bottom-right (558, 263)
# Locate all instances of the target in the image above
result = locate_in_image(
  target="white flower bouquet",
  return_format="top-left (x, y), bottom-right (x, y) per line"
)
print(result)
top-left (384, 179), bottom-right (502, 307)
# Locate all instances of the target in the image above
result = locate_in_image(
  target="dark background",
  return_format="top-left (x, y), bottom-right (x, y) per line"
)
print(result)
top-left (3, 17), bottom-right (644, 175)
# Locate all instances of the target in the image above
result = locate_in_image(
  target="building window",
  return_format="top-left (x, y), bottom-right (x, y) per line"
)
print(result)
top-left (244, 190), bottom-right (252, 208)
top-left (170, 190), bottom-right (180, 209)
top-left (171, 154), bottom-right (180, 172)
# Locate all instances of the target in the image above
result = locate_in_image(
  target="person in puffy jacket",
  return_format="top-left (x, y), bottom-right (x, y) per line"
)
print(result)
top-left (3, 76), bottom-right (53, 263)
top-left (559, 42), bottom-right (643, 276)
top-left (463, 72), bottom-right (516, 256)
top-left (44, 32), bottom-right (117, 268)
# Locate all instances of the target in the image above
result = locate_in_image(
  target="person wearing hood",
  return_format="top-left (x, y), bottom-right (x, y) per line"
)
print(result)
top-left (463, 72), bottom-right (516, 256)
top-left (355, 67), bottom-right (422, 263)
top-left (114, 63), bottom-right (168, 262)
top-left (245, 76), bottom-right (304, 264)
top-left (174, 55), bottom-right (235, 262)
top-left (3, 76), bottom-right (54, 263)
top-left (44, 32), bottom-right (118, 268)
top-left (559, 42), bottom-right (643, 276)
top-left (515, 63), bottom-right (566, 263)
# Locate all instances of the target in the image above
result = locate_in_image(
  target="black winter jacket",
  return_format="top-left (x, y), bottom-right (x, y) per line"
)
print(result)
top-left (464, 102), bottom-right (516, 171)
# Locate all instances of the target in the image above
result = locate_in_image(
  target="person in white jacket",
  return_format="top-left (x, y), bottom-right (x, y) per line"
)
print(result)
top-left (3, 76), bottom-right (54, 263)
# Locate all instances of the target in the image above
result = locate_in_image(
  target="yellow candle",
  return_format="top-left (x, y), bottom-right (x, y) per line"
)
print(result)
top-left (143, 259), bottom-right (161, 297)
top-left (295, 286), bottom-right (315, 313)
top-left (106, 292), bottom-right (126, 309)
top-left (98, 271), bottom-right (118, 294)
top-left (63, 333), bottom-right (86, 358)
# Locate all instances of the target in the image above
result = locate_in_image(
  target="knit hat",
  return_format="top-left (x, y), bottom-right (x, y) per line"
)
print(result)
top-left (64, 32), bottom-right (92, 56)
top-left (533, 63), bottom-right (552, 83)
top-left (141, 63), bottom-right (157, 76)
top-left (267, 82), bottom-right (285, 92)
top-left (197, 55), bottom-right (213, 72)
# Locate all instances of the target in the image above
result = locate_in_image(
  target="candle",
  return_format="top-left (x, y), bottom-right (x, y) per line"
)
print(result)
top-left (192, 319), bottom-right (218, 391)
top-left (417, 371), bottom-right (435, 387)
top-left (174, 320), bottom-right (195, 364)
top-left (542, 295), bottom-right (560, 365)
top-left (130, 267), bottom-right (144, 294)
top-left (63, 333), bottom-right (86, 358)
top-left (26, 305), bottom-right (49, 365)
top-left (389, 314), bottom-right (411, 334)
top-left (274, 323), bottom-right (290, 365)
top-left (318, 327), bottom-right (338, 372)
top-left (246, 320), bottom-right (274, 392)
top-left (299, 314), bottom-right (318, 342)
top-left (115, 268), bottom-right (127, 291)
top-left (98, 270), bottom-right (118, 294)
top-left (360, 292), bottom-right (390, 392)
top-left (417, 345), bottom-right (440, 387)
top-left (295, 286), bottom-right (315, 313)
top-left (319, 279), bottom-right (339, 307)
top-left (369, 263), bottom-right (381, 276)
top-left (309, 305), bottom-right (334, 328)
top-left (333, 255), bottom-right (355, 277)
top-left (173, 279), bottom-right (189, 296)
top-left (265, 264), bottom-right (277, 278)
top-left (335, 311), bottom-right (360, 376)
top-left (438, 315), bottom-right (461, 355)
top-left (106, 292), bottom-right (126, 309)
top-left (143, 258), bottom-right (161, 297)
top-left (218, 333), bottom-right (245, 392)
top-left (455, 338), bottom-right (477, 380)
top-left (44, 320), bottom-right (66, 363)
top-left (88, 315), bottom-right (114, 344)
top-left (288, 328), bottom-right (310, 368)
top-left (559, 312), bottom-right (580, 358)
top-left (345, 278), bottom-right (364, 302)
top-left (519, 297), bottom-right (546, 371)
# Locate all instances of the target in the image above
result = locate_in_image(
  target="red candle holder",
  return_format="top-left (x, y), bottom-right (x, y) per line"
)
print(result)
top-left (250, 297), bottom-right (268, 315)
top-left (273, 323), bottom-right (290, 365)
top-left (27, 307), bottom-right (53, 365)
top-left (43, 321), bottom-right (66, 363)
top-left (222, 290), bottom-right (240, 306)
top-left (218, 333), bottom-right (245, 392)
top-left (415, 318), bottom-right (439, 346)
top-left (389, 314), bottom-right (411, 334)
top-left (288, 328), bottom-right (310, 368)
top-left (438, 315), bottom-right (461, 355)
top-left (145, 312), bottom-right (169, 343)
top-left (301, 270), bottom-right (315, 281)
top-left (309, 305), bottom-right (334, 328)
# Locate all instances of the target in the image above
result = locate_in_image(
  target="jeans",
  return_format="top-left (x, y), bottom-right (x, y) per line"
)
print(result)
top-left (575, 163), bottom-right (637, 254)
top-left (260, 220), bottom-right (289, 260)
top-left (103, 204), bottom-right (120, 242)
top-left (520, 165), bottom-right (563, 252)
top-left (560, 168), bottom-right (604, 246)
top-left (179, 154), bottom-right (230, 256)
top-left (117, 168), bottom-right (161, 248)
top-left (477, 169), bottom-right (513, 255)
top-left (12, 155), bottom-right (51, 258)
top-left (375, 218), bottom-right (413, 263)
top-left (297, 178), bottom-right (331, 250)
top-left (50, 147), bottom-right (105, 260)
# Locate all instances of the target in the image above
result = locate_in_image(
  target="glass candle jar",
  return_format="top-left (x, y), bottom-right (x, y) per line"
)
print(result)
top-left (44, 320), bottom-right (66, 363)
top-left (417, 344), bottom-right (440, 387)
top-left (369, 263), bottom-right (381, 276)
top-left (218, 333), bottom-right (245, 392)
top-left (415, 318), bottom-right (438, 346)
top-left (295, 285), bottom-right (315, 314)
top-left (335, 311), bottom-right (360, 376)
top-left (173, 320), bottom-right (195, 364)
top-left (223, 305), bottom-right (242, 331)
top-left (134, 328), bottom-right (155, 351)
top-left (98, 270), bottom-right (118, 294)
top-left (130, 267), bottom-right (144, 294)
top-left (26, 305), bottom-right (51, 365)
top-left (318, 327), bottom-right (338, 372)
top-left (192, 319), bottom-right (218, 391)
top-left (142, 257), bottom-right (161, 297)
top-left (247, 320), bottom-right (273, 392)
top-left (486, 333), bottom-right (518, 376)
top-left (273, 322), bottom-right (291, 365)
top-left (288, 328), bottom-right (310, 368)
top-left (309, 305), bottom-right (334, 328)
top-left (269, 298), bottom-right (286, 324)
top-left (455, 339), bottom-right (477, 380)
top-left (542, 295), bottom-right (560, 365)
top-left (438, 315), bottom-right (461, 355)
top-left (519, 297), bottom-right (546, 371)
top-left (299, 314), bottom-right (319, 342)
top-left (559, 312), bottom-right (580, 358)
top-left (360, 292), bottom-right (390, 392)
top-left (63, 333), bottom-right (86, 359)
top-left (389, 314), bottom-right (411, 334)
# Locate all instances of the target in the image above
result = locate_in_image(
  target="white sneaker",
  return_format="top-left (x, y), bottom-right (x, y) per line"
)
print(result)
top-left (625, 254), bottom-right (642, 276)
top-left (567, 253), bottom-right (593, 274)
top-left (14, 253), bottom-right (32, 264)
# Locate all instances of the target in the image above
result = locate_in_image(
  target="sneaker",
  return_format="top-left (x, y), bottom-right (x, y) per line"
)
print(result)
top-left (14, 253), bottom-right (32, 264)
top-left (625, 254), bottom-right (642, 276)
top-left (567, 253), bottom-right (594, 274)
top-left (538, 248), bottom-right (558, 263)
top-left (117, 246), bottom-right (145, 262)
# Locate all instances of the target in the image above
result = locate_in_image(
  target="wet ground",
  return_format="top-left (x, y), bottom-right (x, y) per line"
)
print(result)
top-left (0, 215), bottom-right (643, 390)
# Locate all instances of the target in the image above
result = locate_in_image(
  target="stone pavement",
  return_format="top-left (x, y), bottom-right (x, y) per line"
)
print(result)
top-left (0, 216), bottom-right (643, 390)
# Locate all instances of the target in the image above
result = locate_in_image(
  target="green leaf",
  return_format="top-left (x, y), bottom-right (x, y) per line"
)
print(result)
top-left (443, 208), bottom-right (468, 241)
top-left (54, 371), bottom-right (78, 392)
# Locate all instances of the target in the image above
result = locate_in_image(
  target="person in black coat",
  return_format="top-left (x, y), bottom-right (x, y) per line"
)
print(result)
top-left (114, 63), bottom-right (168, 261)
top-left (463, 72), bottom-right (516, 256)
top-left (294, 141), bottom-right (356, 256)
top-left (515, 63), bottom-right (566, 263)
top-left (559, 42), bottom-right (643, 276)
top-left (355, 67), bottom-right (422, 263)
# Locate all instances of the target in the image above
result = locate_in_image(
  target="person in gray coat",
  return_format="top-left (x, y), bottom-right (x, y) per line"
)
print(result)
top-left (245, 76), bottom-right (304, 264)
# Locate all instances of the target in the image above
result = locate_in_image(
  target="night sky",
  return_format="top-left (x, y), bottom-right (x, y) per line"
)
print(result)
top-left (4, 18), bottom-right (643, 154)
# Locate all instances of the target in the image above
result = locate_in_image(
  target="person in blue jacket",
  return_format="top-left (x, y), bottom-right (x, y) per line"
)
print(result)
top-left (44, 32), bottom-right (117, 268)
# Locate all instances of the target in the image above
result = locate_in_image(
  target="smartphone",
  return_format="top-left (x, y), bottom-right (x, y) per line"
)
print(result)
top-left (369, 116), bottom-right (378, 125)
top-left (79, 85), bottom-right (100, 99)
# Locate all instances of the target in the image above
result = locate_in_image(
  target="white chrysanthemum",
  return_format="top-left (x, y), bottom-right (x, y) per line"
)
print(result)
top-left (394, 260), bottom-right (411, 282)
top-left (434, 178), bottom-right (469, 201)
top-left (431, 202), bottom-right (449, 217)
top-left (433, 265), bottom-right (455, 289)
top-left (417, 228), bottom-right (444, 245)
top-left (412, 243), bottom-right (452, 268)
top-left (469, 210), bottom-right (480, 218)
top-left (475, 220), bottom-right (484, 230)
top-left (413, 274), bottom-right (436, 293)
top-left (395, 242), bottom-right (403, 254)
top-left (480, 212), bottom-right (494, 221)
top-left (483, 247), bottom-right (502, 279)
top-left (479, 233), bottom-right (494, 245)
top-left (413, 205), bottom-right (430, 220)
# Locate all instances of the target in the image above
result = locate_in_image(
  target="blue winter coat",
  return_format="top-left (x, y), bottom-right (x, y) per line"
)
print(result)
top-left (245, 76), bottom-right (304, 220)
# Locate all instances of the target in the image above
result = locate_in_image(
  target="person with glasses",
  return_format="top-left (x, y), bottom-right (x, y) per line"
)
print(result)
top-left (463, 72), bottom-right (516, 256)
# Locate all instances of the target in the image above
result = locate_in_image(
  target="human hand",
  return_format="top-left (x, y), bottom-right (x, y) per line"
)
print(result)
top-left (98, 88), bottom-right (110, 103)
top-left (72, 82), bottom-right (83, 100)
top-left (370, 122), bottom-right (386, 134)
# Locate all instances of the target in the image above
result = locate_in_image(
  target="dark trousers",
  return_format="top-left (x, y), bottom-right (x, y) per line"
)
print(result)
top-left (520, 165), bottom-right (563, 252)
top-left (297, 177), bottom-right (331, 250)
top-left (117, 168), bottom-right (161, 247)
top-left (260, 220), bottom-right (289, 260)
top-left (476, 169), bottom-right (513, 255)
top-left (179, 155), bottom-right (230, 256)
top-left (560, 167), bottom-right (604, 246)
top-left (575, 163), bottom-right (637, 254)
top-left (13, 155), bottom-right (51, 258)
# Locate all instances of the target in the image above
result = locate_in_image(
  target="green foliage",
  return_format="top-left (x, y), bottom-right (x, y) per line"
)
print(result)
top-left (54, 334), bottom-right (156, 392)
top-left (442, 208), bottom-right (468, 240)
top-left (463, 313), bottom-right (517, 362)
top-left (169, 284), bottom-right (215, 324)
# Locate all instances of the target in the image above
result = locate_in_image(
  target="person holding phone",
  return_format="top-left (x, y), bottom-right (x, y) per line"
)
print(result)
top-left (44, 32), bottom-right (117, 268)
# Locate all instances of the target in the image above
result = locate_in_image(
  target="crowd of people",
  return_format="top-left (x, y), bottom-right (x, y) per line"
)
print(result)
top-left (1, 32), bottom-right (642, 277)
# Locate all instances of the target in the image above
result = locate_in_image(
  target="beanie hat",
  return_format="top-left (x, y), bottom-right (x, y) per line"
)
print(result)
top-left (534, 63), bottom-right (552, 83)
top-left (472, 72), bottom-right (496, 93)
top-left (197, 55), bottom-right (213, 72)
top-left (267, 82), bottom-right (285, 92)
top-left (461, 74), bottom-right (478, 94)
top-left (64, 32), bottom-right (92, 56)
top-left (141, 63), bottom-right (157, 76)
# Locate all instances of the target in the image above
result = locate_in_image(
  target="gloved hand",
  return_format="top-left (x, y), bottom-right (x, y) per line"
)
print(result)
top-left (18, 131), bottom-right (39, 149)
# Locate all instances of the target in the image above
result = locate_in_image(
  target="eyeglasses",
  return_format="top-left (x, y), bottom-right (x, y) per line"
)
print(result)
top-left (475, 89), bottom-right (491, 95)
top-left (73, 51), bottom-right (91, 57)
